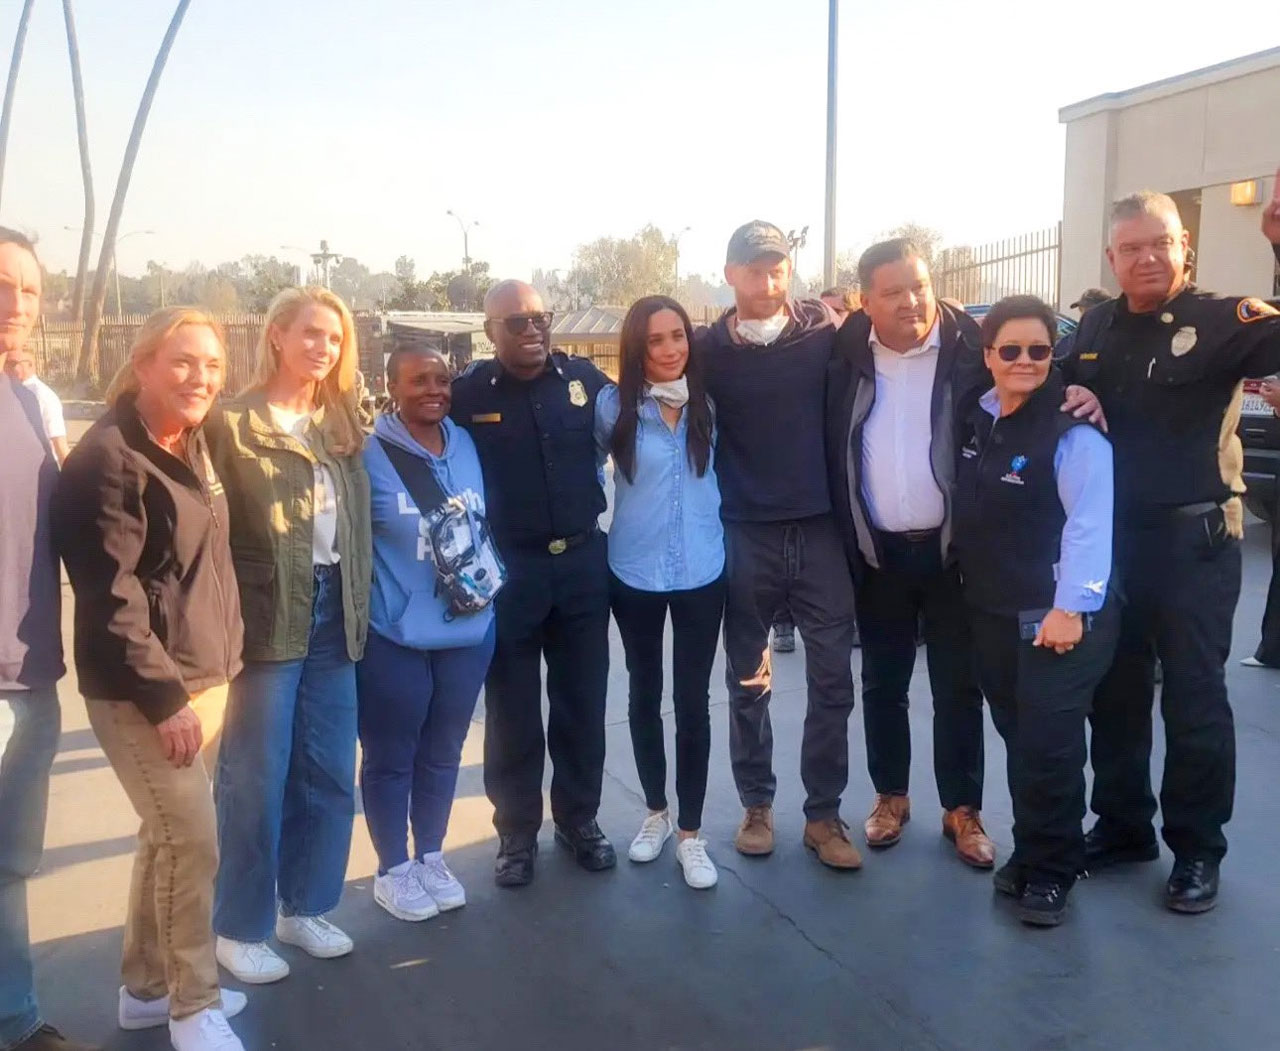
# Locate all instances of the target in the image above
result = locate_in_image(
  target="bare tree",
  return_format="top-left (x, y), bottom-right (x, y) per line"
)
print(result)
top-left (77, 0), bottom-right (192, 386)
top-left (0, 0), bottom-right (37, 209)
top-left (63, 0), bottom-right (94, 322)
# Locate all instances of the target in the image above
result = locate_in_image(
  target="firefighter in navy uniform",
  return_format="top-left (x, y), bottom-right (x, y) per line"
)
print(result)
top-left (451, 280), bottom-right (615, 887)
top-left (1063, 188), bottom-right (1280, 914)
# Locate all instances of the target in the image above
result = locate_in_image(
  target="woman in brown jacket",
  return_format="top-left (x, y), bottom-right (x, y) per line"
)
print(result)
top-left (53, 308), bottom-right (249, 1051)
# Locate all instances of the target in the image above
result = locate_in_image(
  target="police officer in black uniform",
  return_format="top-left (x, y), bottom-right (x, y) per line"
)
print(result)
top-left (451, 279), bottom-right (615, 887)
top-left (1064, 188), bottom-right (1280, 914)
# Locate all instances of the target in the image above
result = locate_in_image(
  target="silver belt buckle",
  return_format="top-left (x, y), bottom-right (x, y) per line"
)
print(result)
top-left (548, 538), bottom-right (568, 555)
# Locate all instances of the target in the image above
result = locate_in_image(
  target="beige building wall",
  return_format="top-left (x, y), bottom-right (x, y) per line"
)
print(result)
top-left (1060, 50), bottom-right (1280, 305)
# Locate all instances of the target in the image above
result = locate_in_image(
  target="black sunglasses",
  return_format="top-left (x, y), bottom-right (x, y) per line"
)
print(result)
top-left (497, 311), bottom-right (554, 336)
top-left (994, 343), bottom-right (1052, 363)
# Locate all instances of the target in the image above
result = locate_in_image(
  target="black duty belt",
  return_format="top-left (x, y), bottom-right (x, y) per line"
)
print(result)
top-left (510, 527), bottom-right (599, 556)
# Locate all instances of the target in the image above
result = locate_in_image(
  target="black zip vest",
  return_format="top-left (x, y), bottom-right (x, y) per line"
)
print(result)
top-left (952, 370), bottom-right (1094, 616)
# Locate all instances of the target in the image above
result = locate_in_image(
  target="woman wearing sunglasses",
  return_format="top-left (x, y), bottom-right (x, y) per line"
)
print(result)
top-left (951, 294), bottom-right (1118, 927)
top-left (594, 295), bottom-right (724, 890)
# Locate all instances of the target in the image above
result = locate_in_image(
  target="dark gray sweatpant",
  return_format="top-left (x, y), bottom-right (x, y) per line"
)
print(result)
top-left (723, 514), bottom-right (858, 821)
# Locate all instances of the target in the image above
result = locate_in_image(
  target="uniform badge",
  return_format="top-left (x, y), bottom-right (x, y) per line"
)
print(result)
top-left (1238, 298), bottom-right (1280, 324)
top-left (568, 379), bottom-right (588, 407)
top-left (1170, 326), bottom-right (1197, 357)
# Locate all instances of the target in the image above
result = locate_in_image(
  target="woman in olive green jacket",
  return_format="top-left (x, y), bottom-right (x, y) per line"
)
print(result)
top-left (206, 287), bottom-right (372, 985)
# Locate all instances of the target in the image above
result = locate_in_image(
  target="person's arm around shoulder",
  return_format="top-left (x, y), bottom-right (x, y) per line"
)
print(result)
top-left (593, 383), bottom-right (619, 460)
top-left (1036, 425), bottom-right (1113, 655)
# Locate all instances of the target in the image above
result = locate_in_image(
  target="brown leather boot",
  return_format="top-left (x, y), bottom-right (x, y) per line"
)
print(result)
top-left (803, 817), bottom-right (863, 870)
top-left (864, 793), bottom-right (911, 847)
top-left (943, 806), bottom-right (996, 869)
top-left (734, 804), bottom-right (774, 856)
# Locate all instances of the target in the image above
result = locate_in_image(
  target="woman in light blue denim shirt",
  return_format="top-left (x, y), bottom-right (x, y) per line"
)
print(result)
top-left (593, 295), bottom-right (725, 890)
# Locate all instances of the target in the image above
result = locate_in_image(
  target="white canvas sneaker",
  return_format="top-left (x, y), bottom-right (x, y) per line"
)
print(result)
top-left (168, 1007), bottom-right (244, 1051)
top-left (417, 853), bottom-right (466, 911)
top-left (628, 811), bottom-right (673, 863)
top-left (375, 860), bottom-right (440, 922)
top-left (119, 986), bottom-right (247, 1031)
top-left (275, 912), bottom-right (354, 958)
top-left (676, 837), bottom-right (719, 890)
top-left (215, 937), bottom-right (289, 985)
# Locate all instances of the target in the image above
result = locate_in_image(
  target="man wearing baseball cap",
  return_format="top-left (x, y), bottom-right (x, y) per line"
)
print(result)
top-left (1056, 288), bottom-right (1112, 360)
top-left (695, 221), bottom-right (862, 870)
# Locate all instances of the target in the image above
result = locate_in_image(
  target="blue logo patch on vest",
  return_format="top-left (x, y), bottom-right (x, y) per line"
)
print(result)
top-left (1001, 455), bottom-right (1028, 486)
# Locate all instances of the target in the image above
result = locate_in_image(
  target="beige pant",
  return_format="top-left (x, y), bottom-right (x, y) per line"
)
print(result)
top-left (87, 685), bottom-right (228, 1020)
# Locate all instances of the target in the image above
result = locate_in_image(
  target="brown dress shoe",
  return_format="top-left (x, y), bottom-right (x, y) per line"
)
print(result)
top-left (735, 804), bottom-right (774, 856)
top-left (942, 806), bottom-right (996, 869)
top-left (864, 793), bottom-right (911, 847)
top-left (803, 817), bottom-right (863, 869)
top-left (15, 1024), bottom-right (102, 1051)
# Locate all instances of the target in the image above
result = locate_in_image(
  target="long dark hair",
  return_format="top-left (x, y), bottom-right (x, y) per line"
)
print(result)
top-left (610, 295), bottom-right (712, 484)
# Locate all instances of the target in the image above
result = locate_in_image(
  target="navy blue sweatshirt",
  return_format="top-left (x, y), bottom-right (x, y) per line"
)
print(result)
top-left (695, 298), bottom-right (836, 522)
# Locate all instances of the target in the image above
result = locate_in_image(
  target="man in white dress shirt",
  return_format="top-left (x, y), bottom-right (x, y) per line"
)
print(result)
top-left (825, 238), bottom-right (1102, 869)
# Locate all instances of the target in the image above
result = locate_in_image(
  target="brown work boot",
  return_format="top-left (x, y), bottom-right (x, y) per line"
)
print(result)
top-left (14, 1024), bottom-right (102, 1051)
top-left (735, 804), bottom-right (775, 856)
top-left (864, 793), bottom-right (911, 847)
top-left (942, 806), bottom-right (996, 869)
top-left (803, 817), bottom-right (863, 870)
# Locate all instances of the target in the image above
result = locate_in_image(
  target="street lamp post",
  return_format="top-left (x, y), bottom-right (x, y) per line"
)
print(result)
top-left (823, 0), bottom-right (839, 288)
top-left (65, 226), bottom-right (154, 316)
top-left (673, 225), bottom-right (692, 287)
top-left (446, 210), bottom-right (478, 275)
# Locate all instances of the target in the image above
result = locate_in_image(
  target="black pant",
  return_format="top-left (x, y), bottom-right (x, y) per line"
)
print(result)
top-left (970, 600), bottom-right (1119, 882)
top-left (1253, 521), bottom-right (1280, 666)
top-left (483, 532), bottom-right (610, 837)
top-left (609, 573), bottom-right (726, 832)
top-left (856, 532), bottom-right (985, 810)
top-left (722, 515), bottom-right (858, 821)
top-left (1089, 514), bottom-right (1240, 861)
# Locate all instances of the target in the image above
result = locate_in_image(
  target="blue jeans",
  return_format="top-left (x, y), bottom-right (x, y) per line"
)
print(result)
top-left (213, 565), bottom-right (357, 942)
top-left (0, 688), bottom-right (60, 1051)
top-left (356, 626), bottom-right (494, 871)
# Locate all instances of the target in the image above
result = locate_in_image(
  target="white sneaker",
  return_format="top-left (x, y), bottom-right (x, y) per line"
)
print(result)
top-left (1241, 656), bottom-right (1268, 668)
top-left (417, 853), bottom-right (466, 911)
top-left (215, 937), bottom-right (289, 985)
top-left (375, 860), bottom-right (440, 922)
top-left (676, 836), bottom-right (719, 890)
top-left (628, 810), bottom-right (673, 863)
top-left (275, 912), bottom-right (353, 959)
top-left (168, 1007), bottom-right (244, 1051)
top-left (119, 986), bottom-right (247, 1030)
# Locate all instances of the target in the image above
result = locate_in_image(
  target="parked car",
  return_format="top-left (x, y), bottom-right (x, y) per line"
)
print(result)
top-left (964, 303), bottom-right (1079, 343)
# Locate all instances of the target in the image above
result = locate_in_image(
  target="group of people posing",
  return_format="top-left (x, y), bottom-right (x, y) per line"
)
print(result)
top-left (3, 182), bottom-right (1280, 1051)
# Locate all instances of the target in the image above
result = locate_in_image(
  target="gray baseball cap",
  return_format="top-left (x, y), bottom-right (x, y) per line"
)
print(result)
top-left (726, 220), bottom-right (790, 265)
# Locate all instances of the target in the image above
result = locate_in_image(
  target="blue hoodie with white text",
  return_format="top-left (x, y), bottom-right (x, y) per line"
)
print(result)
top-left (363, 412), bottom-right (494, 651)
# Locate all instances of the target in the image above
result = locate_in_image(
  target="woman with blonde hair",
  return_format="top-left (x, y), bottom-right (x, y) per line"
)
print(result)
top-left (205, 287), bottom-right (371, 984)
top-left (53, 307), bottom-right (250, 1050)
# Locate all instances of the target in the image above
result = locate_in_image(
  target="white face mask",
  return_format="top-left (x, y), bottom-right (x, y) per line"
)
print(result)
top-left (736, 312), bottom-right (788, 346)
top-left (646, 376), bottom-right (689, 409)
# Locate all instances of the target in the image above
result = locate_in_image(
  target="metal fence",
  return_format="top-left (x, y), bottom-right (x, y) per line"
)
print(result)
top-left (31, 314), bottom-right (269, 395)
top-left (933, 223), bottom-right (1062, 307)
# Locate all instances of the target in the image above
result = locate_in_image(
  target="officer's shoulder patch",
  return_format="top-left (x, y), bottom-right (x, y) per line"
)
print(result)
top-left (1237, 298), bottom-right (1280, 324)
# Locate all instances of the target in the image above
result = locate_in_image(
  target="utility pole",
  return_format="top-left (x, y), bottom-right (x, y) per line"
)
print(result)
top-left (823, 0), bottom-right (839, 288)
top-left (310, 239), bottom-right (341, 288)
top-left (787, 226), bottom-right (810, 285)
top-left (673, 225), bottom-right (691, 287)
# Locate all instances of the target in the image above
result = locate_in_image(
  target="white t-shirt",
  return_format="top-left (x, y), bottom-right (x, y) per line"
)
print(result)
top-left (269, 405), bottom-right (340, 566)
top-left (23, 376), bottom-right (66, 441)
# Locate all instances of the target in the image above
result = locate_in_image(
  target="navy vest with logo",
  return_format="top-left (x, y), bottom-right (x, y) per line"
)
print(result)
top-left (952, 369), bottom-right (1095, 617)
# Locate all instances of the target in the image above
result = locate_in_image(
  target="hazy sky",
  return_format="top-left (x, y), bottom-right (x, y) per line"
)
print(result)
top-left (4, 0), bottom-right (1277, 284)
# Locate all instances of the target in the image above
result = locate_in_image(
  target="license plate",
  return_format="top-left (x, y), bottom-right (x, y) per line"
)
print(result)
top-left (1242, 393), bottom-right (1273, 417)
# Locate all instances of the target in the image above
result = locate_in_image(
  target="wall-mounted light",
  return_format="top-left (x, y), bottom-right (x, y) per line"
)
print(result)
top-left (1230, 179), bottom-right (1261, 206)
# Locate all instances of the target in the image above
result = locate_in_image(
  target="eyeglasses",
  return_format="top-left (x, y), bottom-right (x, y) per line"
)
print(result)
top-left (495, 312), bottom-right (553, 336)
top-left (994, 343), bottom-right (1053, 363)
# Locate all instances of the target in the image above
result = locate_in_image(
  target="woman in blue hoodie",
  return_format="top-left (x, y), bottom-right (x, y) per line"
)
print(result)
top-left (357, 346), bottom-right (498, 922)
